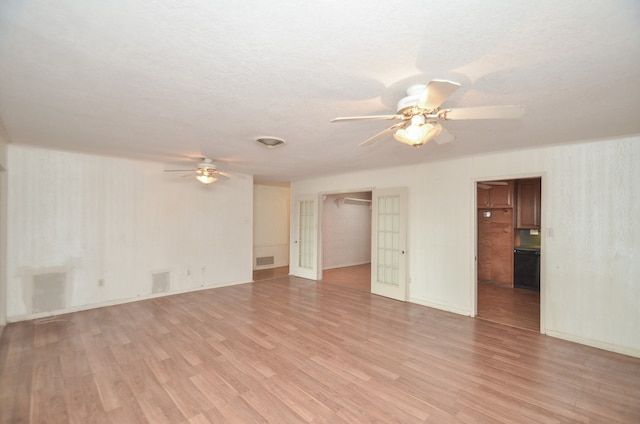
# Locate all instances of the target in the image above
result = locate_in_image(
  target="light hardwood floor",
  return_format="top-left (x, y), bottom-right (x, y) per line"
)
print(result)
top-left (477, 281), bottom-right (540, 332)
top-left (1, 266), bottom-right (639, 423)
top-left (253, 266), bottom-right (289, 282)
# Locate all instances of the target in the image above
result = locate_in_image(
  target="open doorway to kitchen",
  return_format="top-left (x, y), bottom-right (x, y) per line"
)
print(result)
top-left (476, 177), bottom-right (541, 331)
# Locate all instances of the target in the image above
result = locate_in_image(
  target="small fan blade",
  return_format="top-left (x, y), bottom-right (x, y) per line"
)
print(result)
top-left (434, 125), bottom-right (455, 145)
top-left (358, 122), bottom-right (407, 147)
top-left (417, 80), bottom-right (461, 110)
top-left (214, 172), bottom-right (230, 180)
top-left (332, 114), bottom-right (404, 122)
top-left (442, 105), bottom-right (525, 120)
top-left (164, 169), bottom-right (195, 172)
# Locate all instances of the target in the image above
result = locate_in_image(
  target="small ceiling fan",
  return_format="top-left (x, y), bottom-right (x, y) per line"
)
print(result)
top-left (164, 158), bottom-right (230, 184)
top-left (331, 80), bottom-right (525, 148)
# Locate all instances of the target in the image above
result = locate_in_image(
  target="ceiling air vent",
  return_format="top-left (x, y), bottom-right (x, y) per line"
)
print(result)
top-left (256, 137), bottom-right (286, 148)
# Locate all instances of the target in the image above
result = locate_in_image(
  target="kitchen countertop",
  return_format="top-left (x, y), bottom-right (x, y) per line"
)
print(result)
top-left (515, 245), bottom-right (541, 252)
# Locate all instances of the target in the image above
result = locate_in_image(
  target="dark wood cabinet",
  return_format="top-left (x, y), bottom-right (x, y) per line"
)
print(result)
top-left (477, 208), bottom-right (514, 285)
top-left (477, 186), bottom-right (490, 207)
top-left (477, 181), bottom-right (514, 208)
top-left (516, 178), bottom-right (541, 229)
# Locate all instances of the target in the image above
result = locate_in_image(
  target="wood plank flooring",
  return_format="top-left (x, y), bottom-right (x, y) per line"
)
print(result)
top-left (1, 266), bottom-right (639, 423)
top-left (253, 266), bottom-right (289, 282)
top-left (477, 281), bottom-right (540, 332)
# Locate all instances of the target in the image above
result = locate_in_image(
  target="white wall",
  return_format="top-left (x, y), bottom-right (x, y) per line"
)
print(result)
top-left (253, 184), bottom-right (290, 270)
top-left (6, 145), bottom-right (254, 320)
top-left (321, 193), bottom-right (371, 269)
top-left (291, 136), bottom-right (640, 357)
top-left (0, 123), bottom-right (8, 328)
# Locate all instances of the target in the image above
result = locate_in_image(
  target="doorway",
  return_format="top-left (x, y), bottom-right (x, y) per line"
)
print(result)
top-left (320, 191), bottom-right (372, 290)
top-left (476, 177), bottom-right (541, 331)
top-left (318, 188), bottom-right (409, 301)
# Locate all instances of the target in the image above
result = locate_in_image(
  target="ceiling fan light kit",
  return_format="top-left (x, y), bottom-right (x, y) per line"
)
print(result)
top-left (164, 157), bottom-right (231, 184)
top-left (195, 168), bottom-right (218, 184)
top-left (392, 115), bottom-right (442, 147)
top-left (332, 79), bottom-right (525, 148)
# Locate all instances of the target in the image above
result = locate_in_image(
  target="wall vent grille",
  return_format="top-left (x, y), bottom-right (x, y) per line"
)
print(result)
top-left (256, 256), bottom-right (275, 266)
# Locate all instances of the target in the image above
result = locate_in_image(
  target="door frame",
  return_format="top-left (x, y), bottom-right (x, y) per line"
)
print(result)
top-left (290, 187), bottom-right (410, 302)
top-left (472, 173), bottom-right (546, 334)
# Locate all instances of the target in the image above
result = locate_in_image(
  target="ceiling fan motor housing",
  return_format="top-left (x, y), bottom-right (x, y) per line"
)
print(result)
top-left (198, 159), bottom-right (216, 170)
top-left (397, 84), bottom-right (431, 114)
top-left (397, 94), bottom-right (423, 114)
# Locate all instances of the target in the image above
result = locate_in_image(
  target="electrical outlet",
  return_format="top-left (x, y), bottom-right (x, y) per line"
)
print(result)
top-left (98, 279), bottom-right (105, 287)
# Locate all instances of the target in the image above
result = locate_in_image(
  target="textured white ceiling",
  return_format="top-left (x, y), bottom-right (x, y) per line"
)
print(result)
top-left (1, 0), bottom-right (639, 183)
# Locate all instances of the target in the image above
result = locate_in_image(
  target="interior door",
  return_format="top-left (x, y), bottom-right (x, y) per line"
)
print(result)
top-left (292, 196), bottom-right (318, 280)
top-left (371, 187), bottom-right (408, 301)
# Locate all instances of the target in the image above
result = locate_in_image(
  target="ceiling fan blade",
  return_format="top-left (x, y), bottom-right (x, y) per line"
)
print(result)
top-left (164, 169), bottom-right (195, 172)
top-left (332, 114), bottom-right (404, 122)
top-left (442, 105), bottom-right (526, 120)
top-left (434, 125), bottom-right (455, 145)
top-left (417, 80), bottom-right (461, 110)
top-left (214, 171), bottom-right (230, 180)
top-left (358, 122), bottom-right (407, 147)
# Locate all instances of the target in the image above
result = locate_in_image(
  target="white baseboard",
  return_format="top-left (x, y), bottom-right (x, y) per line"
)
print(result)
top-left (545, 329), bottom-right (640, 359)
top-left (409, 297), bottom-right (640, 359)
top-left (253, 263), bottom-right (289, 271)
top-left (323, 261), bottom-right (370, 270)
top-left (7, 279), bottom-right (250, 323)
top-left (409, 297), bottom-right (472, 317)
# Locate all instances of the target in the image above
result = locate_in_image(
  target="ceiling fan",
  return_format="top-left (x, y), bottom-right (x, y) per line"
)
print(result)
top-left (331, 80), bottom-right (525, 148)
top-left (164, 158), bottom-right (230, 184)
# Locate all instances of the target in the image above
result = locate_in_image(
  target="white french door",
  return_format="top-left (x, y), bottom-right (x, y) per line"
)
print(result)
top-left (371, 187), bottom-right (408, 301)
top-left (292, 196), bottom-right (318, 280)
